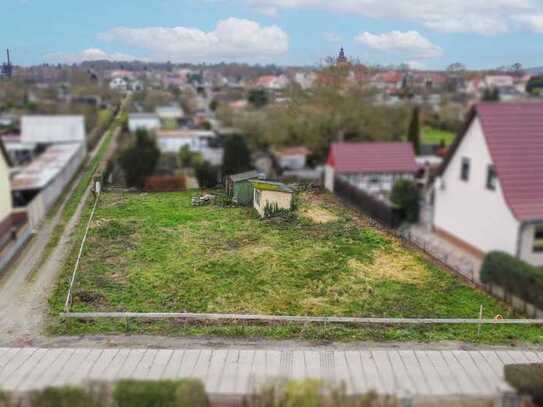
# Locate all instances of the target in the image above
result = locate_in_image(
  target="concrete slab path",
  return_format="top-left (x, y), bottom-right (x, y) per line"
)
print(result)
top-left (1, 347), bottom-right (538, 397)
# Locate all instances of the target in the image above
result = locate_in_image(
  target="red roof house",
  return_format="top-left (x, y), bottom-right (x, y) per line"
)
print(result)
top-left (324, 142), bottom-right (417, 193)
top-left (434, 102), bottom-right (543, 266)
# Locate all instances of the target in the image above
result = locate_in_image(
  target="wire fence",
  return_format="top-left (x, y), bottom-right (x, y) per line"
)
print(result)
top-left (64, 189), bottom-right (100, 312)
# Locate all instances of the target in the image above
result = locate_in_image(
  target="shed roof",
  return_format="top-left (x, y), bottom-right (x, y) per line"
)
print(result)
top-left (250, 180), bottom-right (294, 193)
top-left (228, 170), bottom-right (261, 182)
top-left (11, 143), bottom-right (83, 191)
top-left (327, 142), bottom-right (417, 174)
top-left (440, 102), bottom-right (543, 222)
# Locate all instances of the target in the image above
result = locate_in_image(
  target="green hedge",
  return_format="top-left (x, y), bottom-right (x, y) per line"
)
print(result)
top-left (113, 379), bottom-right (208, 407)
top-left (480, 251), bottom-right (543, 309)
top-left (504, 364), bottom-right (543, 405)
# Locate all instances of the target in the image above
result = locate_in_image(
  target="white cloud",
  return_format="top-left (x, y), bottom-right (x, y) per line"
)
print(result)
top-left (45, 48), bottom-right (139, 64)
top-left (514, 14), bottom-right (543, 32)
top-left (239, 0), bottom-right (543, 35)
top-left (98, 18), bottom-right (289, 62)
top-left (355, 31), bottom-right (442, 58)
top-left (323, 32), bottom-right (342, 43)
top-left (405, 60), bottom-right (427, 70)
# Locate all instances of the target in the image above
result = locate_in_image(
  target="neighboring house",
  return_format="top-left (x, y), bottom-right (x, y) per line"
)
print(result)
top-left (156, 129), bottom-right (223, 166)
top-left (274, 147), bottom-right (311, 171)
top-left (156, 105), bottom-right (185, 128)
top-left (11, 143), bottom-right (86, 227)
top-left (225, 170), bottom-right (262, 205)
top-left (128, 113), bottom-right (161, 133)
top-left (255, 75), bottom-right (289, 90)
top-left (21, 115), bottom-right (86, 147)
top-left (0, 140), bottom-right (12, 241)
top-left (432, 102), bottom-right (543, 267)
top-left (109, 77), bottom-right (128, 91)
top-left (0, 139), bottom-right (31, 270)
top-left (251, 180), bottom-right (294, 218)
top-left (484, 75), bottom-right (514, 89)
top-left (325, 142), bottom-right (417, 195)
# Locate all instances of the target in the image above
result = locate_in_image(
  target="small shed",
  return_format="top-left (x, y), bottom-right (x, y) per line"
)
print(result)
top-left (250, 180), bottom-right (294, 218)
top-left (225, 170), bottom-right (262, 205)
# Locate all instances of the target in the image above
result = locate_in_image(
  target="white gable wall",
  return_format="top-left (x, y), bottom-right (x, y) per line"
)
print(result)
top-left (433, 117), bottom-right (520, 256)
top-left (0, 152), bottom-right (11, 224)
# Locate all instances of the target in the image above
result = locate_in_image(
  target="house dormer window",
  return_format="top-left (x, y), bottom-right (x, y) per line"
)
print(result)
top-left (534, 226), bottom-right (543, 253)
top-left (460, 158), bottom-right (470, 181)
top-left (486, 165), bottom-right (497, 190)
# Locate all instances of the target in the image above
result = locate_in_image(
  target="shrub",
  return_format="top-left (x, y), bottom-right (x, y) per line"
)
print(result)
top-left (30, 386), bottom-right (96, 407)
top-left (223, 134), bottom-right (252, 176)
top-left (113, 379), bottom-right (208, 407)
top-left (504, 364), bottom-right (543, 405)
top-left (119, 129), bottom-right (161, 188)
top-left (390, 179), bottom-right (420, 223)
top-left (249, 379), bottom-right (388, 407)
top-left (194, 161), bottom-right (219, 188)
top-left (480, 251), bottom-right (543, 309)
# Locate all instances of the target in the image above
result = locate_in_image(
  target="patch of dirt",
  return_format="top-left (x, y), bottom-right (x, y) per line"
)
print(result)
top-left (347, 250), bottom-right (428, 285)
top-left (301, 207), bottom-right (339, 224)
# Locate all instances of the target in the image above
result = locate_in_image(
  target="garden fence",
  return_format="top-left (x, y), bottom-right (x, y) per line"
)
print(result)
top-left (334, 176), bottom-right (403, 228)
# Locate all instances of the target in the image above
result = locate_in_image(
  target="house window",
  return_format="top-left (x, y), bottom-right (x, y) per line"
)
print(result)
top-left (534, 226), bottom-right (543, 253)
top-left (486, 165), bottom-right (497, 190)
top-left (460, 158), bottom-right (470, 181)
top-left (368, 175), bottom-right (381, 185)
top-left (255, 189), bottom-right (261, 206)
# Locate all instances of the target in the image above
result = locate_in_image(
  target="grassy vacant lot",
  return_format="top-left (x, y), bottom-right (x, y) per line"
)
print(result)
top-left (49, 190), bottom-right (543, 343)
top-left (421, 126), bottom-right (456, 146)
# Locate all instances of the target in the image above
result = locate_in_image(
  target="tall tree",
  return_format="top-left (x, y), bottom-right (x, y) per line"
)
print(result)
top-left (407, 106), bottom-right (421, 155)
top-left (247, 89), bottom-right (269, 108)
top-left (223, 134), bottom-right (252, 176)
top-left (119, 129), bottom-right (161, 188)
top-left (482, 88), bottom-right (500, 101)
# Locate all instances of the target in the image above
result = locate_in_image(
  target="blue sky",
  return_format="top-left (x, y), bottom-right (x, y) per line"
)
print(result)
top-left (3, 0), bottom-right (543, 69)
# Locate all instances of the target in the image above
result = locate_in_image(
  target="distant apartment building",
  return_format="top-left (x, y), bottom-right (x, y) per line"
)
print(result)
top-left (432, 102), bottom-right (543, 267)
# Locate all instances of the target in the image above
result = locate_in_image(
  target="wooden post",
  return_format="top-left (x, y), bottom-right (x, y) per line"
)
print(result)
top-left (477, 305), bottom-right (483, 337)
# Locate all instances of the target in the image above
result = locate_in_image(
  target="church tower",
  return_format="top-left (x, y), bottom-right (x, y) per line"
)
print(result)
top-left (336, 47), bottom-right (348, 65)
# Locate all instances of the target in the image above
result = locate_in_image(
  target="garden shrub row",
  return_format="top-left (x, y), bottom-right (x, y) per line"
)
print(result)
top-left (504, 363), bottom-right (543, 405)
top-left (480, 251), bottom-right (543, 309)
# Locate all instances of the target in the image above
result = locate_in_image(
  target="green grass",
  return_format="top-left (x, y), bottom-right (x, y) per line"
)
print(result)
top-left (421, 126), bottom-right (455, 146)
top-left (48, 190), bottom-right (543, 343)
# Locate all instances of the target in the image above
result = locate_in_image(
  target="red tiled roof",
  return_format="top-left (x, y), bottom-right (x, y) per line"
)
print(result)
top-left (477, 102), bottom-right (543, 221)
top-left (277, 146), bottom-right (311, 156)
top-left (327, 142), bottom-right (417, 174)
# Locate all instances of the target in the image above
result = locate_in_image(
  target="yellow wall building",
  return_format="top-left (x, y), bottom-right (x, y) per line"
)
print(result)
top-left (251, 180), bottom-right (294, 218)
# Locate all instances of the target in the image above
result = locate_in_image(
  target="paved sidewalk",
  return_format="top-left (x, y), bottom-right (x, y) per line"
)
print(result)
top-left (1, 347), bottom-right (539, 397)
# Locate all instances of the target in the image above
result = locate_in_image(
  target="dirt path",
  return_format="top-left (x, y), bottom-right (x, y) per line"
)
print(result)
top-left (0, 122), bottom-right (118, 345)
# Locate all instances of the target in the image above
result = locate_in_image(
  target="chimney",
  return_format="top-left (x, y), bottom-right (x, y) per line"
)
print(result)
top-left (6, 49), bottom-right (10, 65)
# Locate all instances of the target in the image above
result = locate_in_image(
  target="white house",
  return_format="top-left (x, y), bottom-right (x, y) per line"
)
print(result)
top-left (274, 147), bottom-right (311, 171)
top-left (155, 129), bottom-right (223, 166)
top-left (325, 142), bottom-right (417, 195)
top-left (109, 77), bottom-right (128, 91)
top-left (432, 102), bottom-right (543, 267)
top-left (128, 113), bottom-right (161, 133)
top-left (156, 105), bottom-right (185, 121)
